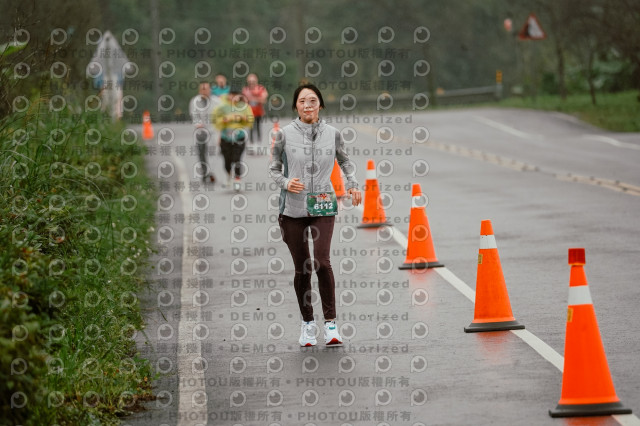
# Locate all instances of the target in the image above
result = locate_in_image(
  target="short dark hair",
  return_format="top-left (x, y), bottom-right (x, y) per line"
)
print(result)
top-left (292, 84), bottom-right (325, 111)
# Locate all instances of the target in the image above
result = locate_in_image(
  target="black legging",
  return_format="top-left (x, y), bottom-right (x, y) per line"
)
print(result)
top-left (219, 139), bottom-right (245, 177)
top-left (194, 128), bottom-right (212, 177)
top-left (278, 214), bottom-right (336, 322)
top-left (250, 115), bottom-right (263, 143)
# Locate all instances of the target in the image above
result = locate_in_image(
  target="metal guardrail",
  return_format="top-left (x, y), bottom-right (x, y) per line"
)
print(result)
top-left (436, 84), bottom-right (503, 104)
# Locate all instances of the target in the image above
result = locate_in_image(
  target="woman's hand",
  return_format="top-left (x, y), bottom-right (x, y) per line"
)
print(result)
top-left (347, 188), bottom-right (362, 206)
top-left (287, 178), bottom-right (305, 193)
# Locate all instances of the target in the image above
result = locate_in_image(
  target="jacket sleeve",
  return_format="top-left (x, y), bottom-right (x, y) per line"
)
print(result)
top-left (211, 104), bottom-right (224, 131)
top-left (241, 105), bottom-right (255, 127)
top-left (335, 130), bottom-right (358, 190)
top-left (268, 127), bottom-right (290, 190)
top-left (189, 98), bottom-right (201, 126)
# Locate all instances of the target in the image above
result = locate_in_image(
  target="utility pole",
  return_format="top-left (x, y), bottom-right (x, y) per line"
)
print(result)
top-left (150, 0), bottom-right (161, 113)
top-left (294, 0), bottom-right (305, 84)
top-left (420, 44), bottom-right (437, 108)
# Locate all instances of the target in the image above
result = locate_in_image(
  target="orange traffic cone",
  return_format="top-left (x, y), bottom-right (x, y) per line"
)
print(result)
top-left (331, 160), bottom-right (346, 198)
top-left (549, 248), bottom-right (632, 417)
top-left (270, 121), bottom-right (280, 149)
top-left (464, 220), bottom-right (523, 332)
top-left (398, 183), bottom-right (443, 269)
top-left (358, 159), bottom-right (389, 228)
top-left (142, 110), bottom-right (154, 140)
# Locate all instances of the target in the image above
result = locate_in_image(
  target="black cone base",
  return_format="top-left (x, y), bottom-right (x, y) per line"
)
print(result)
top-left (464, 320), bottom-right (524, 333)
top-left (399, 261), bottom-right (444, 270)
top-left (549, 401), bottom-right (632, 418)
top-left (357, 221), bottom-right (390, 229)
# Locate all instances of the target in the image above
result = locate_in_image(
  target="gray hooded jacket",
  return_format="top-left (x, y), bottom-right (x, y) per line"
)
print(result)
top-left (269, 118), bottom-right (358, 218)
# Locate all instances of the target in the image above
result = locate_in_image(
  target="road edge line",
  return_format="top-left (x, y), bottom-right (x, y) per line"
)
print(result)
top-left (175, 154), bottom-right (208, 425)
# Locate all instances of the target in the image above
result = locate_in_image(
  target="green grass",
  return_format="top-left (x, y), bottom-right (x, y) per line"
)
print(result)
top-left (495, 90), bottom-right (640, 132)
top-left (1, 102), bottom-right (157, 425)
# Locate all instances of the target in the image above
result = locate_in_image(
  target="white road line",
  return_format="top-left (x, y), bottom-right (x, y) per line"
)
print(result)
top-left (583, 134), bottom-right (640, 150)
top-left (614, 415), bottom-right (640, 426)
top-left (390, 224), bottom-right (408, 252)
top-left (433, 267), bottom-right (476, 303)
top-left (510, 329), bottom-right (564, 372)
top-left (175, 155), bottom-right (208, 426)
top-left (473, 115), bottom-right (534, 139)
top-left (349, 200), bottom-right (637, 423)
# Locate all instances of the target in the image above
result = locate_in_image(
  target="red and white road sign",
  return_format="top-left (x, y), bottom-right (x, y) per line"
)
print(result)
top-left (518, 13), bottom-right (547, 40)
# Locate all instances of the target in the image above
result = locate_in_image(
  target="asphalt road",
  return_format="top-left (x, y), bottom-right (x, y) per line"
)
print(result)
top-left (125, 107), bottom-right (640, 426)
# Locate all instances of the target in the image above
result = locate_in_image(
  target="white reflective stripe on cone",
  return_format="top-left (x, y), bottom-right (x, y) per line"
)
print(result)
top-left (479, 235), bottom-right (497, 250)
top-left (366, 169), bottom-right (376, 180)
top-left (411, 195), bottom-right (427, 209)
top-left (568, 285), bottom-right (593, 306)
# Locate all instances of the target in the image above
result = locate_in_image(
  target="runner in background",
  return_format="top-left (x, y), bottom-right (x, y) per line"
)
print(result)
top-left (188, 81), bottom-right (216, 184)
top-left (269, 84), bottom-right (362, 347)
top-left (211, 73), bottom-right (230, 100)
top-left (242, 73), bottom-right (268, 144)
top-left (213, 88), bottom-right (254, 190)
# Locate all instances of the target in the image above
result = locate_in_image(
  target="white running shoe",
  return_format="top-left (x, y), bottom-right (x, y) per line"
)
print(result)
top-left (324, 320), bottom-right (343, 345)
top-left (299, 320), bottom-right (317, 347)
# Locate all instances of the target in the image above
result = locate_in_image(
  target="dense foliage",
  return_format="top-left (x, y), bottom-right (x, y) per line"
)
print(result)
top-left (0, 102), bottom-right (156, 425)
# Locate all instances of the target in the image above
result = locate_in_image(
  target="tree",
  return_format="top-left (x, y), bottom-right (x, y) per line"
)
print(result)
top-left (533, 0), bottom-right (576, 100)
top-left (0, 1), bottom-right (107, 116)
top-left (600, 0), bottom-right (640, 98)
